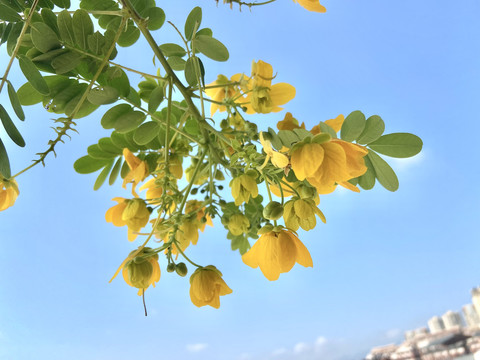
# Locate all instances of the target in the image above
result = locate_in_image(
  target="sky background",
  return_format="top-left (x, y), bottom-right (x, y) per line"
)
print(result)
top-left (1, 0), bottom-right (480, 359)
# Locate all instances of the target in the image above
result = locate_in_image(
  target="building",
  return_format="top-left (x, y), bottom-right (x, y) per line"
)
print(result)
top-left (406, 328), bottom-right (429, 341)
top-left (428, 316), bottom-right (446, 334)
top-left (463, 304), bottom-right (480, 328)
top-left (443, 311), bottom-right (464, 330)
top-left (472, 287), bottom-right (480, 315)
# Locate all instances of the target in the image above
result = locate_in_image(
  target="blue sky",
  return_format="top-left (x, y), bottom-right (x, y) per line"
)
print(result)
top-left (1, 1), bottom-right (480, 359)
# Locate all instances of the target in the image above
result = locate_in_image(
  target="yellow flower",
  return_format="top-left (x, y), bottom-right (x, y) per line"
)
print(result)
top-left (171, 200), bottom-right (213, 256)
top-left (138, 177), bottom-right (163, 203)
top-left (227, 214), bottom-right (250, 235)
top-left (293, 0), bottom-right (326, 13)
top-left (122, 247), bottom-right (160, 295)
top-left (230, 174), bottom-right (259, 206)
top-left (122, 149), bottom-right (149, 197)
top-left (283, 198), bottom-right (326, 231)
top-left (306, 140), bottom-right (368, 194)
top-left (242, 229), bottom-right (313, 281)
top-left (290, 142), bottom-right (326, 180)
top-left (204, 74), bottom-right (243, 115)
top-left (291, 137), bottom-right (368, 194)
top-left (0, 178), bottom-right (19, 212)
top-left (244, 60), bottom-right (296, 114)
top-left (259, 132), bottom-right (289, 169)
top-left (277, 112), bottom-right (305, 131)
top-left (189, 265), bottom-right (232, 308)
top-left (105, 197), bottom-right (150, 241)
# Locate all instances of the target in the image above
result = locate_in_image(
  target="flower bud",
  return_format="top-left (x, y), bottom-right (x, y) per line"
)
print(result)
top-left (166, 263), bottom-right (176, 273)
top-left (263, 201), bottom-right (284, 220)
top-left (227, 213), bottom-right (250, 236)
top-left (176, 262), bottom-right (188, 277)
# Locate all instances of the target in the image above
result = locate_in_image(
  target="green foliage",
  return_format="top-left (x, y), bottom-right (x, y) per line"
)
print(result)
top-left (366, 150), bottom-right (399, 192)
top-left (193, 35), bottom-right (229, 62)
top-left (0, 104), bottom-right (25, 147)
top-left (368, 133), bottom-right (423, 158)
top-left (357, 115), bottom-right (385, 144)
top-left (340, 110), bottom-right (365, 142)
top-left (185, 7), bottom-right (202, 41)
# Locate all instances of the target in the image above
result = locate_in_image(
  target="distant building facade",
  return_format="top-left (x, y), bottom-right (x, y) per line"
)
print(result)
top-left (428, 316), bottom-right (446, 334)
top-left (443, 311), bottom-right (464, 330)
top-left (463, 304), bottom-right (480, 328)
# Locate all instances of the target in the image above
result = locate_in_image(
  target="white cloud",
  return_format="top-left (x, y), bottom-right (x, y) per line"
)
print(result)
top-left (315, 336), bottom-right (327, 347)
top-left (293, 342), bottom-right (309, 354)
top-left (385, 328), bottom-right (402, 339)
top-left (238, 353), bottom-right (251, 360)
top-left (186, 343), bottom-right (208, 353)
top-left (272, 348), bottom-right (287, 356)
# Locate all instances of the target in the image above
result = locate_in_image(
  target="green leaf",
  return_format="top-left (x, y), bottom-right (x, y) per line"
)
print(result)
top-left (117, 24), bottom-right (140, 47)
top-left (134, 121), bottom-right (160, 145)
top-left (230, 236), bottom-right (250, 255)
top-left (73, 155), bottom-right (110, 174)
top-left (367, 151), bottom-right (399, 192)
top-left (1, 23), bottom-right (13, 46)
top-left (184, 6), bottom-right (202, 41)
top-left (6, 22), bottom-right (22, 56)
top-left (166, 56), bottom-right (185, 71)
top-left (125, 87), bottom-right (141, 107)
top-left (52, 0), bottom-right (70, 8)
top-left (16, 81), bottom-right (43, 105)
top-left (114, 110), bottom-right (146, 133)
top-left (193, 35), bottom-right (229, 62)
top-left (159, 43), bottom-right (186, 57)
top-left (184, 117), bottom-right (200, 135)
top-left (120, 158), bottom-right (130, 178)
top-left (87, 144), bottom-right (117, 160)
top-left (340, 110), bottom-right (365, 142)
top-left (277, 130), bottom-right (302, 148)
top-left (102, 67), bottom-right (130, 97)
top-left (94, 160), bottom-right (114, 190)
top-left (184, 56), bottom-right (200, 87)
top-left (111, 131), bottom-right (135, 151)
top-left (7, 82), bottom-right (25, 120)
top-left (0, 104), bottom-right (24, 147)
top-left (368, 133), bottom-right (423, 158)
top-left (147, 7), bottom-right (165, 30)
top-left (108, 157), bottom-right (122, 185)
top-left (30, 22), bottom-right (61, 53)
top-left (51, 50), bottom-right (83, 74)
top-left (196, 28), bottom-right (212, 37)
top-left (357, 155), bottom-right (375, 190)
top-left (0, 138), bottom-right (11, 178)
top-left (101, 104), bottom-right (131, 129)
top-left (41, 9), bottom-right (60, 37)
top-left (72, 9), bottom-right (94, 49)
top-left (0, 3), bottom-right (21, 22)
top-left (318, 122), bottom-right (337, 138)
top-left (57, 10), bottom-right (75, 45)
top-left (87, 86), bottom-right (119, 105)
top-left (98, 137), bottom-right (122, 154)
top-left (357, 115), bottom-right (385, 144)
top-left (32, 48), bottom-right (66, 62)
top-left (18, 54), bottom-right (49, 95)
top-left (148, 85), bottom-right (163, 113)
top-left (87, 31), bottom-right (105, 55)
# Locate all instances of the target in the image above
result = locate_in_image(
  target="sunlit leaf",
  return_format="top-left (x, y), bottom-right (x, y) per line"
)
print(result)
top-left (185, 6), bottom-right (202, 41)
top-left (340, 110), bottom-right (365, 142)
top-left (368, 133), bottom-right (423, 158)
top-left (193, 35), bottom-right (229, 62)
top-left (367, 151), bottom-right (399, 191)
top-left (18, 54), bottom-right (49, 95)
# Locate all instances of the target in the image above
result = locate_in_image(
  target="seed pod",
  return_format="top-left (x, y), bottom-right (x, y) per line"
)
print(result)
top-left (263, 201), bottom-right (284, 220)
top-left (176, 262), bottom-right (188, 277)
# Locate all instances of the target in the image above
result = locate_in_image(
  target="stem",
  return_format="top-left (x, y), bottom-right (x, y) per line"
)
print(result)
top-left (164, 77), bottom-right (173, 165)
top-left (142, 289), bottom-right (147, 316)
top-left (0, 0), bottom-right (40, 94)
top-left (178, 150), bottom-right (207, 214)
top-left (174, 242), bottom-right (202, 268)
